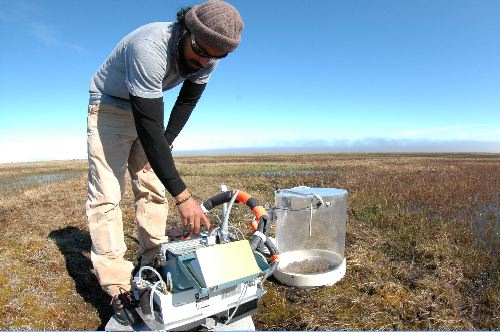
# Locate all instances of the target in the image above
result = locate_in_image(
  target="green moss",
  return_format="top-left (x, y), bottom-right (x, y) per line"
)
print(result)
top-left (0, 273), bottom-right (12, 305)
top-left (254, 286), bottom-right (294, 327)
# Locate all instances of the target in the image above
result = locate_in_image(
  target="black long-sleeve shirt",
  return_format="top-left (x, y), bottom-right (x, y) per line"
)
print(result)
top-left (130, 79), bottom-right (206, 197)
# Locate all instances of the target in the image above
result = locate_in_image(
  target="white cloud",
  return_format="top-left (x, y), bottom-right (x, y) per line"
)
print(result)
top-left (0, 134), bottom-right (86, 163)
top-left (392, 124), bottom-right (500, 141)
top-left (175, 122), bottom-right (500, 152)
top-left (1, 129), bottom-right (498, 164)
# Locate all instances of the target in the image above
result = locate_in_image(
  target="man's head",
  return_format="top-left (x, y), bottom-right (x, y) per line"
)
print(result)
top-left (176, 0), bottom-right (244, 76)
top-left (185, 0), bottom-right (244, 53)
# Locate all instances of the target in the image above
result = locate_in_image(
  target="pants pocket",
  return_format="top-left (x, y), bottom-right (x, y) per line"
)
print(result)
top-left (88, 207), bottom-right (126, 256)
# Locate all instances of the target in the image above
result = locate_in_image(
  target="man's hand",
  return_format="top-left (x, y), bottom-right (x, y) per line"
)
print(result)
top-left (175, 190), bottom-right (210, 234)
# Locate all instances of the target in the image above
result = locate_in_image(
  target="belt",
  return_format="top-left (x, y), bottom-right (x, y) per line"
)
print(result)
top-left (109, 95), bottom-right (130, 103)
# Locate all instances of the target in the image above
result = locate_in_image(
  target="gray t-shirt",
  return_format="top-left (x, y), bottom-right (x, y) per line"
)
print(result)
top-left (89, 22), bottom-right (217, 110)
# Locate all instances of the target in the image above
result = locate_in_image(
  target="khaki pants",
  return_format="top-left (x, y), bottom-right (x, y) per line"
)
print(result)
top-left (86, 103), bottom-right (169, 297)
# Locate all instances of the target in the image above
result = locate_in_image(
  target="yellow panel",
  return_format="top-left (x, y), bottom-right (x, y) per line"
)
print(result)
top-left (195, 240), bottom-right (261, 288)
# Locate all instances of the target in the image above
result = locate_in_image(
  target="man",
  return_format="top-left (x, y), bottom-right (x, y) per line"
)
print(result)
top-left (86, 0), bottom-right (244, 325)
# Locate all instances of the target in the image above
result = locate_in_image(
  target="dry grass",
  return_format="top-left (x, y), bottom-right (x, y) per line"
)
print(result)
top-left (0, 154), bottom-right (498, 330)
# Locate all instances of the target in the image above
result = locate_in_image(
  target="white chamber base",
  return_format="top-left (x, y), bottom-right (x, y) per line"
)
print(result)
top-left (273, 249), bottom-right (346, 288)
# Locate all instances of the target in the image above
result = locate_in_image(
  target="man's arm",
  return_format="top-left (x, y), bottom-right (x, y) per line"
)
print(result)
top-left (130, 80), bottom-right (209, 232)
top-left (164, 80), bottom-right (206, 145)
top-left (130, 95), bottom-right (186, 196)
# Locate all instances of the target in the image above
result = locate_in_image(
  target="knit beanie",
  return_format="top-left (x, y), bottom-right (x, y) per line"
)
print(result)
top-left (185, 0), bottom-right (244, 53)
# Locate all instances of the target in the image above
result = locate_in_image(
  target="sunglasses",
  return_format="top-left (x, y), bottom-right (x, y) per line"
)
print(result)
top-left (189, 32), bottom-right (228, 60)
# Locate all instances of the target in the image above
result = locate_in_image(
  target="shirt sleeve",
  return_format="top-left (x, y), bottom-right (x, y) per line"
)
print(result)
top-left (125, 38), bottom-right (167, 99)
top-left (130, 94), bottom-right (186, 197)
top-left (164, 80), bottom-right (206, 145)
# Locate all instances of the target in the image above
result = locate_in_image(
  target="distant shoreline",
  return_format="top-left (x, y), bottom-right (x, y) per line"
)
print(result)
top-left (1, 151), bottom-right (499, 166)
top-left (2, 138), bottom-right (499, 164)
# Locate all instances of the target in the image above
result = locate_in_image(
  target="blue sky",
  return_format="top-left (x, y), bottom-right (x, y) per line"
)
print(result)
top-left (0, 0), bottom-right (499, 162)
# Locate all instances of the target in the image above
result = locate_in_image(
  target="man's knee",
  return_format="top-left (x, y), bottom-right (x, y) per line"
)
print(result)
top-left (88, 204), bottom-right (126, 255)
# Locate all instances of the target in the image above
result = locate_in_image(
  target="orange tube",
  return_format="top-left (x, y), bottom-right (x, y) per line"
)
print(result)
top-left (250, 220), bottom-right (259, 232)
top-left (236, 191), bottom-right (252, 204)
top-left (252, 206), bottom-right (268, 220)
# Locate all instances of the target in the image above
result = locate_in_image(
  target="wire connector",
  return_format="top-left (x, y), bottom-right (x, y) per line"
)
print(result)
top-left (253, 231), bottom-right (267, 242)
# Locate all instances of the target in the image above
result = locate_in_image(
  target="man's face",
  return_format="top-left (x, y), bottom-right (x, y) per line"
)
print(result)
top-left (177, 31), bottom-right (228, 77)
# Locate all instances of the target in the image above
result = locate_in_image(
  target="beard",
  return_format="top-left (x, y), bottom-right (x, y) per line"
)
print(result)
top-left (176, 36), bottom-right (202, 77)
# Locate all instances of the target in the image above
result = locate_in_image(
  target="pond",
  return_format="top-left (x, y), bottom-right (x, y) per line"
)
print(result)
top-left (248, 169), bottom-right (340, 177)
top-left (408, 195), bottom-right (500, 258)
top-left (0, 170), bottom-right (84, 192)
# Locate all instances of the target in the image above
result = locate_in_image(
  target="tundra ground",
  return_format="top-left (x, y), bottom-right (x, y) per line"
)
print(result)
top-left (0, 153), bottom-right (498, 330)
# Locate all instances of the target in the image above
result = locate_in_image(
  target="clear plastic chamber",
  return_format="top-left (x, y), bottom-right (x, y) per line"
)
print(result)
top-left (273, 187), bottom-right (347, 287)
